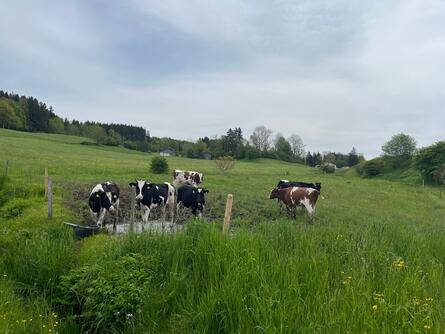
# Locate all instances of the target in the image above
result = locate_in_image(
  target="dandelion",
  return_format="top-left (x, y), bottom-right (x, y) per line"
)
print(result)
top-left (372, 305), bottom-right (378, 311)
top-left (424, 324), bottom-right (432, 330)
top-left (393, 259), bottom-right (407, 269)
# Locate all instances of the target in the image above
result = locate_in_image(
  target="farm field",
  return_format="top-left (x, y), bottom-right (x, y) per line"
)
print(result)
top-left (1, 128), bottom-right (445, 333)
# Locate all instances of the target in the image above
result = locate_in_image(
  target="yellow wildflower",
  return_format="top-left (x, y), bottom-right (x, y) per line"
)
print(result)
top-left (393, 259), bottom-right (407, 268)
top-left (372, 304), bottom-right (378, 311)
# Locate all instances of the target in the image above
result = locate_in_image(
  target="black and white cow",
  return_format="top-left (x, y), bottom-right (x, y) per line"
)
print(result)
top-left (129, 180), bottom-right (175, 223)
top-left (277, 180), bottom-right (321, 192)
top-left (177, 185), bottom-right (209, 218)
top-left (172, 169), bottom-right (203, 188)
top-left (88, 181), bottom-right (120, 226)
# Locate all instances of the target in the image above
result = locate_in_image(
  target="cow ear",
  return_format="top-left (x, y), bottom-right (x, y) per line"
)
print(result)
top-left (129, 182), bottom-right (136, 187)
top-left (204, 189), bottom-right (209, 193)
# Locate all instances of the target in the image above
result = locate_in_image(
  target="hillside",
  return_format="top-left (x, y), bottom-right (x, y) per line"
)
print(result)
top-left (1, 129), bottom-right (445, 333)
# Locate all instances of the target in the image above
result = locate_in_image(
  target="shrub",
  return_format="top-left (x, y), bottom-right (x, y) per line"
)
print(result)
top-left (361, 158), bottom-right (384, 177)
top-left (320, 162), bottom-right (335, 173)
top-left (56, 254), bottom-right (151, 332)
top-left (215, 156), bottom-right (235, 174)
top-left (150, 156), bottom-right (169, 174)
top-left (414, 141), bottom-right (445, 182)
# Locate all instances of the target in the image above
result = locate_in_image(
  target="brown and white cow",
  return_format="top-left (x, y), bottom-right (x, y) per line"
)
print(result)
top-left (269, 186), bottom-right (320, 221)
top-left (172, 169), bottom-right (203, 187)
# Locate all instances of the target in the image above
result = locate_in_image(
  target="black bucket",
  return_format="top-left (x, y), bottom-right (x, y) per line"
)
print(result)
top-left (64, 222), bottom-right (100, 239)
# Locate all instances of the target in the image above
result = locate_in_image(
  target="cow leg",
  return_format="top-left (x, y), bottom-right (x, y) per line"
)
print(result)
top-left (97, 209), bottom-right (106, 227)
top-left (300, 201), bottom-right (315, 223)
top-left (169, 204), bottom-right (174, 224)
top-left (176, 203), bottom-right (180, 220)
top-left (113, 199), bottom-right (120, 229)
top-left (161, 206), bottom-right (166, 229)
top-left (141, 205), bottom-right (150, 223)
top-left (90, 210), bottom-right (98, 224)
top-left (286, 206), bottom-right (292, 218)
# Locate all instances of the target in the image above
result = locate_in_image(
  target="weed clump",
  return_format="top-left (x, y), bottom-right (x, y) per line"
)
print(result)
top-left (56, 253), bottom-right (153, 332)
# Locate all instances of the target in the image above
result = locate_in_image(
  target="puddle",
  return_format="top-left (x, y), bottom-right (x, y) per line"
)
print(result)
top-left (105, 220), bottom-right (185, 234)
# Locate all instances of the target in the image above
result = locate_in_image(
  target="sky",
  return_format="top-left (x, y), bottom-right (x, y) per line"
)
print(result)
top-left (0, 0), bottom-right (444, 158)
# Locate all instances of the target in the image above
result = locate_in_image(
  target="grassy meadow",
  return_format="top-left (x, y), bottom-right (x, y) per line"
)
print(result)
top-left (1, 128), bottom-right (445, 333)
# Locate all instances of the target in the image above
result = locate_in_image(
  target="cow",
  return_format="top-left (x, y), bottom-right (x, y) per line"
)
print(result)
top-left (277, 180), bottom-right (321, 191)
top-left (88, 181), bottom-right (120, 227)
top-left (276, 180), bottom-right (321, 213)
top-left (129, 180), bottom-right (175, 223)
top-left (172, 169), bottom-right (203, 188)
top-left (177, 185), bottom-right (209, 218)
top-left (269, 186), bottom-right (320, 222)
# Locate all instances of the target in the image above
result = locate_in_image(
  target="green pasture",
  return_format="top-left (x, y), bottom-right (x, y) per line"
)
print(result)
top-left (1, 129), bottom-right (445, 333)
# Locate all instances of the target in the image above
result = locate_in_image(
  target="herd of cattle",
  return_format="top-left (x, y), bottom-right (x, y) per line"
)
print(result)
top-left (88, 169), bottom-right (322, 227)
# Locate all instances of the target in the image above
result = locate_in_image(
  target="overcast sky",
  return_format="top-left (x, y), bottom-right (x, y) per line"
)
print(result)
top-left (1, 0), bottom-right (444, 158)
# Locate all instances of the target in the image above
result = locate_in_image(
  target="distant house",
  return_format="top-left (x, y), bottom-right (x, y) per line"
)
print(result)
top-left (203, 152), bottom-right (212, 160)
top-left (160, 148), bottom-right (175, 157)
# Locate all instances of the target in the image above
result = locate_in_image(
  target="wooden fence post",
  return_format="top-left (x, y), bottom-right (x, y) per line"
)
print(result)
top-left (222, 194), bottom-right (233, 234)
top-left (47, 178), bottom-right (53, 219)
top-left (44, 167), bottom-right (49, 198)
top-left (3, 160), bottom-right (8, 177)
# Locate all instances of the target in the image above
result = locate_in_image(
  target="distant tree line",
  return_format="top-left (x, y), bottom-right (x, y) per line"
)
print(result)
top-left (0, 90), bottom-right (364, 166)
top-left (306, 148), bottom-right (363, 168)
top-left (0, 90), bottom-right (150, 149)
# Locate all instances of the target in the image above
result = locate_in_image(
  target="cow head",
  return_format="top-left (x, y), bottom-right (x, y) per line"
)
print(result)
top-left (98, 190), bottom-right (114, 211)
top-left (315, 183), bottom-right (322, 192)
top-left (129, 180), bottom-right (147, 200)
top-left (269, 188), bottom-right (280, 199)
top-left (103, 181), bottom-right (120, 204)
top-left (193, 188), bottom-right (208, 213)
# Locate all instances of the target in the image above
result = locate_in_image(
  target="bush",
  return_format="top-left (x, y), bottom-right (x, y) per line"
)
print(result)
top-left (361, 158), bottom-right (384, 177)
top-left (414, 141), bottom-right (445, 182)
top-left (56, 254), bottom-right (151, 332)
top-left (215, 156), bottom-right (235, 174)
top-left (150, 156), bottom-right (169, 174)
top-left (320, 162), bottom-right (335, 173)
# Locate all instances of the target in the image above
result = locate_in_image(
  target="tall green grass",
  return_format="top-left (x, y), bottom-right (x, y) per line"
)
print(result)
top-left (65, 220), bottom-right (445, 333)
